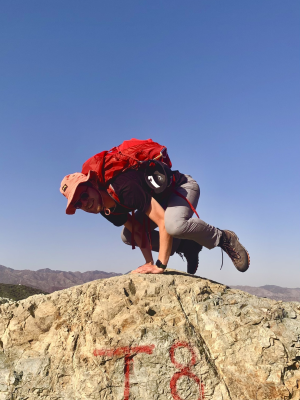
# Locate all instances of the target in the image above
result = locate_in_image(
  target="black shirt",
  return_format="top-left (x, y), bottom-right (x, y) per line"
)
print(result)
top-left (101, 169), bottom-right (187, 227)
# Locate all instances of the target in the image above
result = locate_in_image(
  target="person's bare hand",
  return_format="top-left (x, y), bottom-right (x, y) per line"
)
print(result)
top-left (131, 262), bottom-right (164, 274)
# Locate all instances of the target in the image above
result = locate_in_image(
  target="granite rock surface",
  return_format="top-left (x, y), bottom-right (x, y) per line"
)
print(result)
top-left (0, 271), bottom-right (300, 400)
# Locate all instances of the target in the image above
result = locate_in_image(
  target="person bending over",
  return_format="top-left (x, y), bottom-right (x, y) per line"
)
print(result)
top-left (60, 165), bottom-right (250, 275)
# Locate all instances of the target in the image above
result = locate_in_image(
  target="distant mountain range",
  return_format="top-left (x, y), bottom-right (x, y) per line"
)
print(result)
top-left (231, 285), bottom-right (300, 303)
top-left (0, 265), bottom-right (299, 302)
top-left (0, 265), bottom-right (121, 293)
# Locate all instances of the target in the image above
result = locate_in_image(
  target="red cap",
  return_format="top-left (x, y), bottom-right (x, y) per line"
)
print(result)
top-left (60, 171), bottom-right (97, 215)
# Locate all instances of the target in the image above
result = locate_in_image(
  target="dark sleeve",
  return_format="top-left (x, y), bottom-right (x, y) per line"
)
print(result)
top-left (100, 211), bottom-right (129, 227)
top-left (118, 181), bottom-right (152, 214)
top-left (173, 170), bottom-right (188, 187)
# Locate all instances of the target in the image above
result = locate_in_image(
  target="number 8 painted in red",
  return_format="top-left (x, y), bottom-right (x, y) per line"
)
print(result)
top-left (169, 342), bottom-right (205, 400)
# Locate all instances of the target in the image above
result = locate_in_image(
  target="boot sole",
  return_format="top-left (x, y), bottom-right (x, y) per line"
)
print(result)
top-left (226, 230), bottom-right (250, 272)
top-left (187, 265), bottom-right (198, 275)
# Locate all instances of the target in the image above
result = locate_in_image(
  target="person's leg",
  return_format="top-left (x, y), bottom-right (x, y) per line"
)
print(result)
top-left (121, 211), bottom-right (181, 255)
top-left (164, 175), bottom-right (222, 249)
top-left (164, 175), bottom-right (250, 273)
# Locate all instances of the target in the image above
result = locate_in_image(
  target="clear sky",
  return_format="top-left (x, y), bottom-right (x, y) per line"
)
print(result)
top-left (0, 1), bottom-right (299, 287)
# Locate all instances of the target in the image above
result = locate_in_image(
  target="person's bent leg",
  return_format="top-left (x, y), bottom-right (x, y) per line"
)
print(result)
top-left (165, 175), bottom-right (222, 249)
top-left (165, 175), bottom-right (250, 272)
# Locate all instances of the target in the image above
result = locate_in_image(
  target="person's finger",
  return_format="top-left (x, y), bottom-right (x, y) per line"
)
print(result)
top-left (131, 266), bottom-right (144, 273)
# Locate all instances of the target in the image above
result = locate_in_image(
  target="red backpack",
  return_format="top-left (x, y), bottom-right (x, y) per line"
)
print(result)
top-left (81, 138), bottom-right (199, 249)
top-left (81, 138), bottom-right (172, 187)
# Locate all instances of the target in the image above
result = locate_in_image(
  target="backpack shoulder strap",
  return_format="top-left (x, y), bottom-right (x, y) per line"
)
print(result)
top-left (107, 184), bottom-right (121, 204)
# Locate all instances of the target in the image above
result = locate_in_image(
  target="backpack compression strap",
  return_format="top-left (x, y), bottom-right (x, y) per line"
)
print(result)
top-left (173, 189), bottom-right (200, 219)
top-left (170, 175), bottom-right (200, 218)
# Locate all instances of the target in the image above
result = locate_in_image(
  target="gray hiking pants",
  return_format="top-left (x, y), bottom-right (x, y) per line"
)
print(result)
top-left (121, 174), bottom-right (222, 255)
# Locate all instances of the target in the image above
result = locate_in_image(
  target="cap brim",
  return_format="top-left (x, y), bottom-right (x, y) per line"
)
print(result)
top-left (65, 170), bottom-right (95, 215)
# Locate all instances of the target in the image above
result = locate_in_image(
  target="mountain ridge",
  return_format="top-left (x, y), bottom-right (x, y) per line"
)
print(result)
top-left (1, 265), bottom-right (299, 302)
top-left (0, 264), bottom-right (121, 293)
top-left (232, 284), bottom-right (300, 302)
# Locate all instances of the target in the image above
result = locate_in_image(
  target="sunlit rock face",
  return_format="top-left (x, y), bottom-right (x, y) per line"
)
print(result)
top-left (0, 271), bottom-right (300, 400)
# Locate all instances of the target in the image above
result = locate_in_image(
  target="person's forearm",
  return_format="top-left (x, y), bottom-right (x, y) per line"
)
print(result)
top-left (140, 246), bottom-right (153, 264)
top-left (157, 224), bottom-right (173, 265)
top-left (124, 219), bottom-right (153, 264)
top-left (131, 198), bottom-right (171, 275)
top-left (135, 231), bottom-right (153, 263)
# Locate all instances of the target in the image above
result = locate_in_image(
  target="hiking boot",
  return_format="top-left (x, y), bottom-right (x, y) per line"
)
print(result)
top-left (218, 230), bottom-right (250, 272)
top-left (176, 239), bottom-right (203, 275)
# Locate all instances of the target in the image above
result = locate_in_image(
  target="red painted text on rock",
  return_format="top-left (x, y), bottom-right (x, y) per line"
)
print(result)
top-left (170, 341), bottom-right (205, 400)
top-left (93, 345), bottom-right (155, 400)
top-left (93, 341), bottom-right (205, 399)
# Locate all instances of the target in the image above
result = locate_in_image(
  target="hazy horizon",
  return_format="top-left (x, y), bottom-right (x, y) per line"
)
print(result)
top-left (1, 263), bottom-right (300, 290)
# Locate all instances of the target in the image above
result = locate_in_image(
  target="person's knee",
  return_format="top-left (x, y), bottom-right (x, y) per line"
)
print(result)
top-left (121, 227), bottom-right (131, 245)
top-left (165, 219), bottom-right (186, 238)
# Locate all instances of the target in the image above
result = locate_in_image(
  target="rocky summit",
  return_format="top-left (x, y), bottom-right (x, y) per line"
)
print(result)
top-left (0, 271), bottom-right (300, 400)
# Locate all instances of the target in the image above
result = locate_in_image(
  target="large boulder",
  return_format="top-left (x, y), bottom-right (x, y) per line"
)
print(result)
top-left (0, 271), bottom-right (300, 400)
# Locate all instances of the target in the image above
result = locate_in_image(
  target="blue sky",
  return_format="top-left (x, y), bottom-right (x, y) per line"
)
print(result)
top-left (0, 1), bottom-right (299, 287)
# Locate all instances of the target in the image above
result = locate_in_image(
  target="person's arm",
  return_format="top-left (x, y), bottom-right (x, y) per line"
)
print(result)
top-left (131, 197), bottom-right (173, 274)
top-left (124, 216), bottom-right (153, 264)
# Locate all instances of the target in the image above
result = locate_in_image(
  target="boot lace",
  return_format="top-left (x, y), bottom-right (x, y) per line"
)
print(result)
top-left (177, 251), bottom-right (199, 264)
top-left (220, 236), bottom-right (241, 270)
